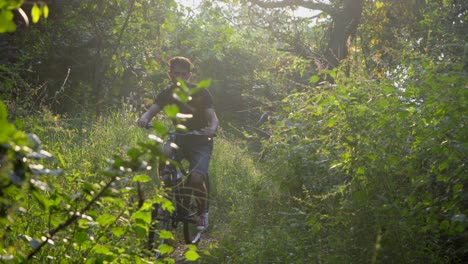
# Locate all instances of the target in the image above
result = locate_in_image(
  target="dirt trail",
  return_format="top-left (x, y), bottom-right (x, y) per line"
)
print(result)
top-left (171, 233), bottom-right (218, 263)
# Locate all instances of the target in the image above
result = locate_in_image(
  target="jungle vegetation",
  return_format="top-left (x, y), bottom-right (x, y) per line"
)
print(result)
top-left (1, 0), bottom-right (467, 263)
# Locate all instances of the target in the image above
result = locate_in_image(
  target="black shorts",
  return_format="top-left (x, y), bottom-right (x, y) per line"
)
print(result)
top-left (172, 135), bottom-right (213, 176)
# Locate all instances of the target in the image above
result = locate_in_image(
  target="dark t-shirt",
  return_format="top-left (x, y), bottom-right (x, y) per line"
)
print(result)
top-left (154, 84), bottom-right (214, 131)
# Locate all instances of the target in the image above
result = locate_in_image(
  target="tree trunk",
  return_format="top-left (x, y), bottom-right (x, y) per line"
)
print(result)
top-left (251, 0), bottom-right (364, 72)
top-left (323, 0), bottom-right (363, 69)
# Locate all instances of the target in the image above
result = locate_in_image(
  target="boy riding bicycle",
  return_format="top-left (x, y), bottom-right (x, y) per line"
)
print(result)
top-left (137, 56), bottom-right (218, 231)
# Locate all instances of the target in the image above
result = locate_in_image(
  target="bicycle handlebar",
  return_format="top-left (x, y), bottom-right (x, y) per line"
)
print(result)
top-left (172, 130), bottom-right (210, 136)
top-left (142, 124), bottom-right (215, 137)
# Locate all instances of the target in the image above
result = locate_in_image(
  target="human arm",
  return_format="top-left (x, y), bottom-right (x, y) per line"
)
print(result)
top-left (202, 108), bottom-right (218, 137)
top-left (137, 103), bottom-right (162, 127)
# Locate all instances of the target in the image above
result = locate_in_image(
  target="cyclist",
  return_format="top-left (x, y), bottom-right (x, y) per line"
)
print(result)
top-left (137, 56), bottom-right (218, 231)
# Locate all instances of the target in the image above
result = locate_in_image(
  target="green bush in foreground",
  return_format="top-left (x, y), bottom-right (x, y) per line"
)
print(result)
top-left (1, 106), bottom-right (192, 262)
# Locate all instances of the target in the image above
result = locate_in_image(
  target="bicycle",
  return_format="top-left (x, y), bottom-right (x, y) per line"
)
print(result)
top-left (146, 129), bottom-right (211, 258)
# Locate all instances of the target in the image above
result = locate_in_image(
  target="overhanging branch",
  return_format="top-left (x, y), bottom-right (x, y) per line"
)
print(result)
top-left (250, 0), bottom-right (336, 16)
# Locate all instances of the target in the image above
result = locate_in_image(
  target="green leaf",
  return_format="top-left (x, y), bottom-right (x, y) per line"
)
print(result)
top-left (159, 230), bottom-right (174, 240)
top-left (131, 211), bottom-right (151, 224)
top-left (127, 147), bottom-right (141, 159)
top-left (139, 201), bottom-right (153, 211)
top-left (92, 244), bottom-right (111, 254)
top-left (74, 231), bottom-right (88, 244)
top-left (135, 222), bottom-right (148, 237)
top-left (177, 80), bottom-right (189, 92)
top-left (356, 166), bottom-right (365, 176)
top-left (158, 244), bottom-right (173, 255)
top-left (31, 3), bottom-right (41, 23)
top-left (185, 249), bottom-right (200, 261)
top-left (190, 79), bottom-right (212, 95)
top-left (164, 104), bottom-right (179, 118)
top-left (42, 5), bottom-right (49, 18)
top-left (111, 227), bottom-right (126, 236)
top-left (133, 174), bottom-right (150, 183)
top-left (150, 121), bottom-right (168, 136)
top-left (0, 10), bottom-right (16, 33)
top-left (1, 0), bottom-right (23, 10)
top-left (0, 100), bottom-right (7, 120)
top-left (327, 117), bottom-right (338, 127)
top-left (97, 214), bottom-right (116, 226)
top-left (173, 88), bottom-right (190, 103)
top-left (56, 152), bottom-right (66, 167)
top-left (439, 220), bottom-right (450, 231)
top-left (306, 216), bottom-right (321, 234)
top-left (31, 189), bottom-right (49, 211)
top-left (309, 75), bottom-right (320, 83)
top-left (197, 79), bottom-right (211, 89)
top-left (85, 258), bottom-right (96, 264)
top-left (160, 199), bottom-right (175, 213)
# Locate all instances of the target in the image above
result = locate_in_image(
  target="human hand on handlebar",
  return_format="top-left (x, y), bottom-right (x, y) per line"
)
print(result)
top-left (137, 116), bottom-right (150, 127)
top-left (201, 127), bottom-right (216, 137)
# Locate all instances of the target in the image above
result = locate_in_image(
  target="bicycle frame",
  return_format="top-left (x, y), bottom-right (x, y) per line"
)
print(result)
top-left (148, 130), bottom-right (210, 257)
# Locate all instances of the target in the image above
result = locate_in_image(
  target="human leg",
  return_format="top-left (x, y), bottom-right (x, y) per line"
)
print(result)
top-left (188, 170), bottom-right (208, 214)
top-left (186, 140), bottom-right (213, 230)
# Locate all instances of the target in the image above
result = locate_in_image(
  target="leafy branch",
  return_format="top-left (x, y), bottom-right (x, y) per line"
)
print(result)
top-left (0, 0), bottom-right (49, 33)
top-left (26, 172), bottom-right (119, 260)
top-left (25, 144), bottom-right (157, 260)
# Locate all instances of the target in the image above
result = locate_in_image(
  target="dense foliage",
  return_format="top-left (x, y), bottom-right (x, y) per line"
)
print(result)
top-left (1, 0), bottom-right (467, 263)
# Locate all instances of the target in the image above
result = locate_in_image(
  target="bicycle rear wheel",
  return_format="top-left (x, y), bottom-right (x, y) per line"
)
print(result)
top-left (148, 203), bottom-right (171, 258)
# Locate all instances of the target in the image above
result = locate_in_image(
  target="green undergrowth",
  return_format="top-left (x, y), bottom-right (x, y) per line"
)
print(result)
top-left (3, 59), bottom-right (467, 263)
top-left (4, 106), bottom-right (290, 263)
top-left (203, 136), bottom-right (316, 263)
top-left (212, 59), bottom-right (468, 263)
top-left (202, 60), bottom-right (467, 263)
top-left (2, 107), bottom-right (173, 262)
top-left (9, 108), bottom-right (303, 263)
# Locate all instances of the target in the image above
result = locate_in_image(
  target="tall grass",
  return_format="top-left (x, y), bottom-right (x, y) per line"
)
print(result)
top-left (16, 92), bottom-right (464, 263)
top-left (204, 136), bottom-right (319, 263)
top-left (17, 107), bottom-right (305, 262)
top-left (8, 107), bottom-right (164, 262)
top-left (9, 107), bottom-right (260, 261)
top-left (25, 107), bottom-right (146, 179)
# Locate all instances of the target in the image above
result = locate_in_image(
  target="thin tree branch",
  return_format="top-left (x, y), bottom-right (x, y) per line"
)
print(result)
top-left (50, 68), bottom-right (71, 104)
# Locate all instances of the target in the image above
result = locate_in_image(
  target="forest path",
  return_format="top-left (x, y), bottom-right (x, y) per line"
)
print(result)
top-left (172, 232), bottom-right (218, 263)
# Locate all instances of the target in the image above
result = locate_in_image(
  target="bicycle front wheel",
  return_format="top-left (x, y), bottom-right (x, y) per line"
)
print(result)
top-left (148, 203), bottom-right (171, 258)
top-left (182, 193), bottom-right (202, 244)
top-left (181, 173), bottom-right (210, 244)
